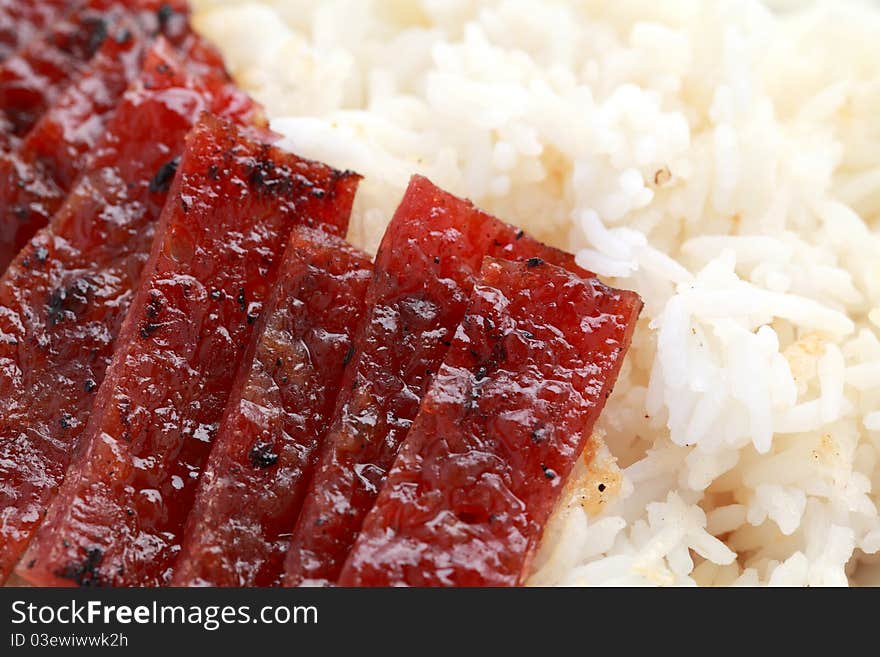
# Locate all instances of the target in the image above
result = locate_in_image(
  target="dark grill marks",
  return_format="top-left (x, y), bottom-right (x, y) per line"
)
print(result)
top-left (140, 290), bottom-right (163, 338)
top-left (139, 322), bottom-right (159, 339)
top-left (46, 279), bottom-right (92, 327)
top-left (82, 16), bottom-right (108, 58)
top-left (283, 175), bottom-right (593, 586)
top-left (149, 157), bottom-right (180, 193)
top-left (145, 292), bottom-right (162, 319)
top-left (157, 3), bottom-right (176, 31)
top-left (172, 227), bottom-right (369, 587)
top-left (338, 257), bottom-right (642, 587)
top-left (55, 547), bottom-right (104, 587)
top-left (0, 40), bottom-right (263, 586)
top-left (470, 324), bottom-right (507, 382)
top-left (249, 442), bottom-right (279, 469)
top-left (248, 158), bottom-right (295, 197)
top-left (19, 115), bottom-right (358, 587)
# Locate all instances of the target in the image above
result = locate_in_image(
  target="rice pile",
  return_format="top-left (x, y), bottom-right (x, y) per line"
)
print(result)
top-left (191, 0), bottom-right (880, 586)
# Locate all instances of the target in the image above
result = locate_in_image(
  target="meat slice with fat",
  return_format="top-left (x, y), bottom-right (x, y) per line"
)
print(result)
top-left (339, 257), bottom-right (642, 586)
top-left (19, 114), bottom-right (359, 587)
top-left (284, 174), bottom-right (592, 586)
top-left (173, 226), bottom-right (372, 587)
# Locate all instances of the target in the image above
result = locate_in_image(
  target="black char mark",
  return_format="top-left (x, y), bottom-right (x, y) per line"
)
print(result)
top-left (249, 442), bottom-right (279, 469)
top-left (248, 156), bottom-right (294, 198)
top-left (47, 279), bottom-right (92, 326)
top-left (140, 291), bottom-right (163, 339)
top-left (81, 17), bottom-right (108, 58)
top-left (56, 547), bottom-right (105, 587)
top-left (149, 157), bottom-right (180, 194)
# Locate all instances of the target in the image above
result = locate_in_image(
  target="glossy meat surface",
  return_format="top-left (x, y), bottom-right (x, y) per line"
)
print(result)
top-left (19, 114), bottom-right (358, 587)
top-left (0, 2), bottom-right (109, 143)
top-left (173, 226), bottom-right (370, 587)
top-left (284, 175), bottom-right (592, 585)
top-left (0, 43), bottom-right (261, 585)
top-left (0, 13), bottom-right (231, 271)
top-left (339, 258), bottom-right (642, 586)
top-left (0, 21), bottom-right (144, 271)
top-left (0, 0), bottom-right (76, 63)
top-left (0, 0), bottom-right (192, 147)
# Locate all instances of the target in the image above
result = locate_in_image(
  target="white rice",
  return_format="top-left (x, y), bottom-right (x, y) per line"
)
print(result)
top-left (191, 0), bottom-right (880, 586)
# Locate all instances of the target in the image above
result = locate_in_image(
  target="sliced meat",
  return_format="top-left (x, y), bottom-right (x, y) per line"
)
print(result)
top-left (0, 42), bottom-right (262, 585)
top-left (0, 2), bottom-right (112, 145)
top-left (18, 114), bottom-right (359, 587)
top-left (0, 0), bottom-right (77, 63)
top-left (284, 174), bottom-right (592, 586)
top-left (0, 15), bottom-right (230, 272)
top-left (339, 257), bottom-right (642, 586)
top-left (0, 0), bottom-right (191, 149)
top-left (0, 21), bottom-right (142, 271)
top-left (173, 226), bottom-right (372, 587)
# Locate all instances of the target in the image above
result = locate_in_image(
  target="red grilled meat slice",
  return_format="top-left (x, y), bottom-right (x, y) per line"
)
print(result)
top-left (0, 42), bottom-right (262, 585)
top-left (284, 174), bottom-right (592, 586)
top-left (0, 3), bottom-right (112, 144)
top-left (339, 257), bottom-right (642, 586)
top-left (0, 0), bottom-right (77, 63)
top-left (0, 14), bottom-right (230, 271)
top-left (173, 226), bottom-right (373, 587)
top-left (0, 0), bottom-right (191, 149)
top-left (0, 21), bottom-right (142, 271)
top-left (18, 113), bottom-right (359, 587)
